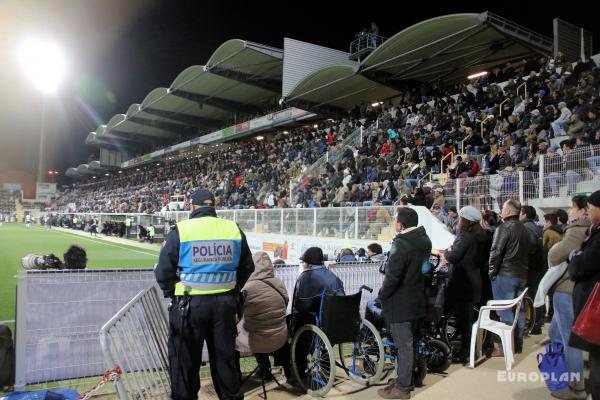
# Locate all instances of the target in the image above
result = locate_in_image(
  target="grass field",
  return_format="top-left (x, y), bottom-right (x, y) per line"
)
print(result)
top-left (0, 223), bottom-right (159, 322)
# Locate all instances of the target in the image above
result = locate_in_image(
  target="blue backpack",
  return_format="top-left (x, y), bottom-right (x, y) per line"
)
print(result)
top-left (537, 342), bottom-right (569, 392)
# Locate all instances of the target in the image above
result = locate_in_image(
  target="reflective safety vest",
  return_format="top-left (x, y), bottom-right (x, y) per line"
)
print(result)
top-left (125, 218), bottom-right (132, 227)
top-left (175, 217), bottom-right (242, 296)
top-left (148, 226), bottom-right (155, 237)
top-left (73, 218), bottom-right (78, 224)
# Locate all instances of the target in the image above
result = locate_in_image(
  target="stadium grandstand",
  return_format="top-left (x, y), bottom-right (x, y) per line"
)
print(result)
top-left (3, 8), bottom-right (600, 400)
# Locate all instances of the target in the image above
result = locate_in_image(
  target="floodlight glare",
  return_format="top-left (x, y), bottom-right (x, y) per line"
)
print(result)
top-left (19, 38), bottom-right (67, 94)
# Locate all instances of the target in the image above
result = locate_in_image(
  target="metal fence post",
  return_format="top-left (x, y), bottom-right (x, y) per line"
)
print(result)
top-left (14, 272), bottom-right (27, 391)
top-left (280, 209), bottom-right (284, 235)
top-left (455, 179), bottom-right (460, 209)
top-left (313, 208), bottom-right (317, 236)
top-left (254, 209), bottom-right (258, 233)
top-left (354, 207), bottom-right (359, 239)
top-left (233, 210), bottom-right (238, 225)
top-left (539, 155), bottom-right (545, 199)
top-left (518, 170), bottom-right (524, 204)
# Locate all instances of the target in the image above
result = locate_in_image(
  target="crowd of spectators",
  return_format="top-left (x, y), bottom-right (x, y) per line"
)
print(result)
top-left (55, 55), bottom-right (600, 218)
top-left (0, 190), bottom-right (16, 219)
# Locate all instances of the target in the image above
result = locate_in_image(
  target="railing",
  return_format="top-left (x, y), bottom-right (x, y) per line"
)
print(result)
top-left (517, 81), bottom-right (527, 99)
top-left (499, 98), bottom-right (510, 117)
top-left (480, 115), bottom-right (494, 136)
top-left (349, 33), bottom-right (387, 61)
top-left (440, 152), bottom-right (454, 175)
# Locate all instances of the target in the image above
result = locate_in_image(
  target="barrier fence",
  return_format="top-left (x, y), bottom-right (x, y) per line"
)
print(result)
top-left (15, 262), bottom-right (384, 397)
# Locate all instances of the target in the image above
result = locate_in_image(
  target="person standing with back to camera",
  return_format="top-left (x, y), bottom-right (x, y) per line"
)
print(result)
top-left (155, 188), bottom-right (255, 400)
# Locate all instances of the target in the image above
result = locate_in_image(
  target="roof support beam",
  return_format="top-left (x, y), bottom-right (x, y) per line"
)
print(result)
top-left (170, 89), bottom-right (263, 114)
top-left (207, 66), bottom-right (281, 93)
top-left (142, 108), bottom-right (222, 129)
top-left (128, 116), bottom-right (196, 137)
top-left (387, 25), bottom-right (490, 80)
top-left (285, 99), bottom-right (345, 117)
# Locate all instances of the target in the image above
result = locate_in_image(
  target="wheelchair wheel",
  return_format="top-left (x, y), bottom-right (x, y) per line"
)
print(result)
top-left (523, 295), bottom-right (536, 336)
top-left (338, 319), bottom-right (385, 386)
top-left (423, 339), bottom-right (451, 373)
top-left (291, 324), bottom-right (336, 397)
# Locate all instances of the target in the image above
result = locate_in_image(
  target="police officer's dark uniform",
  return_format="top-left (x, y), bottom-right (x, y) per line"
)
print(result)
top-left (155, 189), bottom-right (254, 400)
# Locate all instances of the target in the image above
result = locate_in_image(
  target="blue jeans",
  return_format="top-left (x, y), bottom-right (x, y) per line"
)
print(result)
top-left (491, 275), bottom-right (526, 350)
top-left (550, 292), bottom-right (584, 384)
top-left (587, 156), bottom-right (600, 175)
top-left (546, 172), bottom-right (561, 196)
top-left (566, 170), bottom-right (581, 193)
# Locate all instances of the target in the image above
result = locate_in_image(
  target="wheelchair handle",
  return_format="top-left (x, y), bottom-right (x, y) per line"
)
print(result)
top-left (360, 285), bottom-right (373, 293)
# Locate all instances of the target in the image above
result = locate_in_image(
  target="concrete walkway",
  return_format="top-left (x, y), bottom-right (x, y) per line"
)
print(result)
top-left (52, 228), bottom-right (556, 399)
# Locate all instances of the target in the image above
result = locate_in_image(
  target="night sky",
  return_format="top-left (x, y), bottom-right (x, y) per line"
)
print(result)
top-left (0, 0), bottom-right (597, 186)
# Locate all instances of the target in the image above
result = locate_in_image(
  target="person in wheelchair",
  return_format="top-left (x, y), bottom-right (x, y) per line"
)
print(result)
top-left (291, 247), bottom-right (345, 385)
top-left (292, 247), bottom-right (345, 319)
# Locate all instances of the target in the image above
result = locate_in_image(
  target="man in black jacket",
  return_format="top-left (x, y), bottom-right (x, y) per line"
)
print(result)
top-left (489, 199), bottom-right (530, 356)
top-left (377, 207), bottom-right (432, 399)
top-left (520, 205), bottom-right (545, 335)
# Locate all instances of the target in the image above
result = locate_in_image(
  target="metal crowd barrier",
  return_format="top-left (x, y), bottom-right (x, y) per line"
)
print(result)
top-left (99, 286), bottom-right (170, 400)
top-left (97, 261), bottom-right (383, 399)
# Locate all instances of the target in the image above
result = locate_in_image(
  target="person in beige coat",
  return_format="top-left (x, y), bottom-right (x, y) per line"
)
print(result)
top-left (546, 195), bottom-right (590, 398)
top-left (236, 251), bottom-right (290, 378)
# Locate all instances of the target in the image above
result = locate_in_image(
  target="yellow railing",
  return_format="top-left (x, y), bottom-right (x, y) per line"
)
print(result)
top-left (460, 136), bottom-right (469, 157)
top-left (417, 171), bottom-right (432, 187)
top-left (440, 152), bottom-right (454, 175)
top-left (480, 115), bottom-right (495, 136)
top-left (499, 98), bottom-right (509, 117)
top-left (517, 81), bottom-right (527, 99)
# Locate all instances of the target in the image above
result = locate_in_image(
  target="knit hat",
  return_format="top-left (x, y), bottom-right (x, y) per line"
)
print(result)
top-left (588, 190), bottom-right (600, 208)
top-left (190, 189), bottom-right (215, 207)
top-left (300, 247), bottom-right (324, 265)
top-left (459, 205), bottom-right (482, 222)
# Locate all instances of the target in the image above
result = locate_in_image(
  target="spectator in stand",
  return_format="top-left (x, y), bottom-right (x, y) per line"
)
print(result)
top-left (568, 190), bottom-right (600, 400)
top-left (444, 206), bottom-right (486, 363)
top-left (520, 205), bottom-right (545, 335)
top-left (338, 248), bottom-right (357, 263)
top-left (432, 188), bottom-right (445, 209)
top-left (367, 243), bottom-right (385, 261)
top-left (542, 213), bottom-right (562, 256)
top-left (488, 199), bottom-right (530, 356)
top-left (546, 195), bottom-right (590, 399)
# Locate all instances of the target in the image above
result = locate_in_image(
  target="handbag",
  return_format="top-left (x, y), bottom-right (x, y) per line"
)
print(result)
top-left (572, 282), bottom-right (600, 346)
top-left (537, 342), bottom-right (569, 392)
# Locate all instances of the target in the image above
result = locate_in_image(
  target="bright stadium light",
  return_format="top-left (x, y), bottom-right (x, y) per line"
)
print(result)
top-left (118, 170), bottom-right (122, 174)
top-left (105, 173), bottom-right (110, 176)
top-left (255, 136), bottom-right (264, 141)
top-left (19, 38), bottom-right (67, 94)
top-left (467, 71), bottom-right (487, 80)
top-left (283, 130), bottom-right (289, 135)
top-left (371, 102), bottom-right (380, 107)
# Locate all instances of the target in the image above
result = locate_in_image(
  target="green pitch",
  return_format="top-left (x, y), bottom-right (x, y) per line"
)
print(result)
top-left (0, 223), bottom-right (159, 322)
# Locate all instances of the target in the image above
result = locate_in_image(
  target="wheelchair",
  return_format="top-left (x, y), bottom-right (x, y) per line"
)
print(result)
top-left (290, 285), bottom-right (385, 397)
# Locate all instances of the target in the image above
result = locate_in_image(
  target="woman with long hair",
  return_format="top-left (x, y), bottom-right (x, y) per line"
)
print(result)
top-left (444, 206), bottom-right (488, 362)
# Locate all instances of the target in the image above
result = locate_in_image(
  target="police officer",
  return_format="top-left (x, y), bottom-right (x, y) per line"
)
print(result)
top-left (155, 189), bottom-right (254, 400)
top-left (125, 216), bottom-right (132, 238)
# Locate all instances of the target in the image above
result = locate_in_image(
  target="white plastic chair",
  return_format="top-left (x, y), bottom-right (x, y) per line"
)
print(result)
top-left (469, 288), bottom-right (528, 371)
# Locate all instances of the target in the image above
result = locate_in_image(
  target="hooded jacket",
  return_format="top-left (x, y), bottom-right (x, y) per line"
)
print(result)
top-left (236, 252), bottom-right (288, 354)
top-left (543, 225), bottom-right (563, 254)
top-left (445, 224), bottom-right (488, 303)
top-left (378, 226), bottom-right (432, 322)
